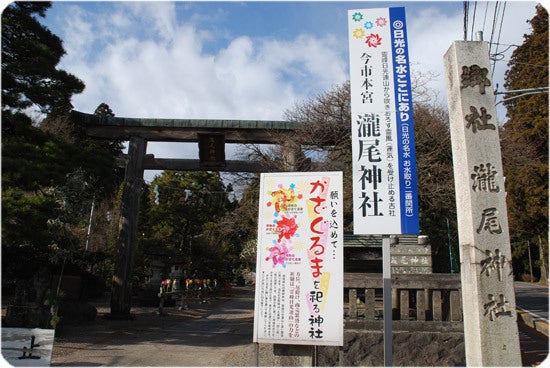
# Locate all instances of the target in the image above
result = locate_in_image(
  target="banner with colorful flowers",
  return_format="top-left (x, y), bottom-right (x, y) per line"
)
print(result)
top-left (253, 172), bottom-right (343, 346)
top-left (348, 7), bottom-right (419, 235)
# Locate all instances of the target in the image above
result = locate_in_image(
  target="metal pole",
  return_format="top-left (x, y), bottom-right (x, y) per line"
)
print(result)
top-left (85, 198), bottom-right (96, 251)
top-left (254, 342), bottom-right (259, 366)
top-left (382, 235), bottom-right (392, 367)
top-left (528, 241), bottom-right (534, 282)
top-left (538, 235), bottom-right (548, 284)
top-left (446, 218), bottom-right (454, 273)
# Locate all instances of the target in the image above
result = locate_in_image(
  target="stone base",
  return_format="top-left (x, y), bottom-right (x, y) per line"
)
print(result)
top-left (317, 330), bottom-right (465, 367)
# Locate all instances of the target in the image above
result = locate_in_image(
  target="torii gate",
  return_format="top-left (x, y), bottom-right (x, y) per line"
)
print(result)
top-left (71, 110), bottom-right (304, 318)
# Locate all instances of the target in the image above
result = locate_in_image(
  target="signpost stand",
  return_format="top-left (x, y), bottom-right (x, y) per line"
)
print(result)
top-left (348, 7), bottom-right (419, 367)
top-left (382, 235), bottom-right (392, 367)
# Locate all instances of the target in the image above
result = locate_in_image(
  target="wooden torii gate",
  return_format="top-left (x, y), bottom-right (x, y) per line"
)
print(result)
top-left (71, 110), bottom-right (302, 318)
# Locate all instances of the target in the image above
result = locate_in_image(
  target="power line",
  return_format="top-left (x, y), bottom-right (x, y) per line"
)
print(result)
top-left (463, 1), bottom-right (469, 40)
top-left (495, 87), bottom-right (550, 105)
top-left (482, 1), bottom-right (490, 35)
top-left (492, 2), bottom-right (508, 77)
top-left (470, 1), bottom-right (478, 41)
top-left (488, 2), bottom-right (500, 77)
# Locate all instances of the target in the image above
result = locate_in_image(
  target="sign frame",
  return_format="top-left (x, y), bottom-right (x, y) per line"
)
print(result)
top-left (253, 171), bottom-right (344, 346)
top-left (348, 7), bottom-right (419, 235)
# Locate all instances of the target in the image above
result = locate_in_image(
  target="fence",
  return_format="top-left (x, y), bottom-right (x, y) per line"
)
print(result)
top-left (344, 273), bottom-right (463, 333)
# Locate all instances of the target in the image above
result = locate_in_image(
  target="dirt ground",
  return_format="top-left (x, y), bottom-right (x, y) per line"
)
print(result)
top-left (51, 286), bottom-right (259, 366)
top-left (44, 285), bottom-right (547, 366)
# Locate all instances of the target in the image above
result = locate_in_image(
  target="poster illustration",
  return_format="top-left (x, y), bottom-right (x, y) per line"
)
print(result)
top-left (253, 172), bottom-right (343, 346)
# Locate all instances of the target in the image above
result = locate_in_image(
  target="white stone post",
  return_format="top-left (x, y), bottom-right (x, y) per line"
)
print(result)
top-left (444, 41), bottom-right (521, 366)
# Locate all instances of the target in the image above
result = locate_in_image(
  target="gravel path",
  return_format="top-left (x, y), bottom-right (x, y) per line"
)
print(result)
top-left (51, 287), bottom-right (258, 366)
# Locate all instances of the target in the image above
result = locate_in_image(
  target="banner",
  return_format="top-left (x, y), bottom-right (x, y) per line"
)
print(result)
top-left (348, 7), bottom-right (419, 235)
top-left (253, 172), bottom-right (343, 346)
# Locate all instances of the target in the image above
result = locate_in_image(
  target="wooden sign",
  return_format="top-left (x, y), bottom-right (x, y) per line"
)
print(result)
top-left (198, 133), bottom-right (225, 168)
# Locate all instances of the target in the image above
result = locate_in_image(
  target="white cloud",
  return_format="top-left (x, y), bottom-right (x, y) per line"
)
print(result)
top-left (54, 3), bottom-right (349, 182)
top-left (407, 6), bottom-right (463, 105)
top-left (62, 4), bottom-right (347, 121)
top-left (51, 1), bottom-right (538, 183)
top-left (60, 5), bottom-right (96, 61)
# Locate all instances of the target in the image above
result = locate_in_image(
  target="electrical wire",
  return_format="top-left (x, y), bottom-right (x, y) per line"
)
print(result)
top-left (492, 2), bottom-right (508, 77)
top-left (470, 1), bottom-right (478, 40)
top-left (463, 1), bottom-right (469, 40)
top-left (489, 2), bottom-right (500, 78)
top-left (482, 1), bottom-right (489, 34)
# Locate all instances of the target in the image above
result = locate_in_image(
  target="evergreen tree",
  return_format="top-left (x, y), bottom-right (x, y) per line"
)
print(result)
top-left (2, 2), bottom-right (84, 121)
top-left (1, 3), bottom-right (120, 301)
top-left (501, 4), bottom-right (548, 278)
top-left (138, 171), bottom-right (235, 280)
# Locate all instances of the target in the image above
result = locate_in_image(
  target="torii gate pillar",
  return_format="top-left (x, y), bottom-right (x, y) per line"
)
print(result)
top-left (109, 136), bottom-right (147, 318)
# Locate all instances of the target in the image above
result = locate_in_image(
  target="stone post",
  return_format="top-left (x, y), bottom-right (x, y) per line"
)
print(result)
top-left (444, 41), bottom-right (521, 366)
top-left (268, 141), bottom-right (314, 366)
top-left (109, 136), bottom-right (147, 318)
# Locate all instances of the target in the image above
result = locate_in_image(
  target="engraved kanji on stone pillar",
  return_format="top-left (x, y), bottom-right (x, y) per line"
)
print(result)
top-left (444, 41), bottom-right (521, 367)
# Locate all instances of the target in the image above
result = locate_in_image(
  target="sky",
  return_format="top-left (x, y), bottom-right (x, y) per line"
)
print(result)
top-left (37, 1), bottom-right (539, 183)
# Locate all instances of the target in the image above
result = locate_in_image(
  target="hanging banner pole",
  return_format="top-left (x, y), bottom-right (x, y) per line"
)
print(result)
top-left (347, 7), bottom-right (419, 236)
top-left (382, 235), bottom-right (392, 367)
top-left (348, 7), bottom-right (419, 366)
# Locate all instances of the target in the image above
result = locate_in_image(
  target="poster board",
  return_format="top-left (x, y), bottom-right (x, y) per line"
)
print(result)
top-left (253, 172), bottom-right (343, 346)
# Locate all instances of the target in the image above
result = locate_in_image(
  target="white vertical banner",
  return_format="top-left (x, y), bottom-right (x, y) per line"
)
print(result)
top-left (253, 172), bottom-right (344, 346)
top-left (348, 7), bottom-right (419, 235)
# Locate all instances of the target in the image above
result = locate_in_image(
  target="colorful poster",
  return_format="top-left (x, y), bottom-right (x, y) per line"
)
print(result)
top-left (253, 172), bottom-right (343, 346)
top-left (348, 7), bottom-right (419, 235)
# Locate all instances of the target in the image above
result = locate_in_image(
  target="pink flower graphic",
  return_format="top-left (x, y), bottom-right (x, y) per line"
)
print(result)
top-left (265, 241), bottom-right (291, 268)
top-left (375, 17), bottom-right (387, 27)
top-left (365, 33), bottom-right (382, 48)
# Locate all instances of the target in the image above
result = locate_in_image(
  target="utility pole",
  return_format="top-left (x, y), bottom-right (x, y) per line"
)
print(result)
top-left (528, 241), bottom-right (534, 282)
top-left (539, 235), bottom-right (548, 284)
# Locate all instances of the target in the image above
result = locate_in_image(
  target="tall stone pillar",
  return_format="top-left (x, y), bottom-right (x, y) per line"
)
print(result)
top-left (282, 140), bottom-right (307, 171)
top-left (444, 41), bottom-right (521, 366)
top-left (110, 136), bottom-right (147, 318)
top-left (269, 140), bottom-right (314, 366)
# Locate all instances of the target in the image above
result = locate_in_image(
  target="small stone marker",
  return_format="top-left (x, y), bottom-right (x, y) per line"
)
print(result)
top-left (444, 41), bottom-right (521, 366)
top-left (1, 328), bottom-right (55, 366)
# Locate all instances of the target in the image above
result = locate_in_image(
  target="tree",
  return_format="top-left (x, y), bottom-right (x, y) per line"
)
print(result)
top-left (501, 4), bottom-right (548, 279)
top-left (412, 104), bottom-right (457, 272)
top-left (1, 3), bottom-right (122, 308)
top-left (2, 2), bottom-right (84, 121)
top-left (244, 80), bottom-right (458, 272)
top-left (138, 171), bottom-right (236, 280)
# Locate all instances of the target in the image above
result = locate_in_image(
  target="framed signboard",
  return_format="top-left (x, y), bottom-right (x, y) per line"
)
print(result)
top-left (348, 7), bottom-right (419, 235)
top-left (253, 172), bottom-right (343, 346)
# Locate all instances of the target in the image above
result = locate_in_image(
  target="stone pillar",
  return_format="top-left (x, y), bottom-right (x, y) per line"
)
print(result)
top-left (444, 41), bottom-right (521, 366)
top-left (110, 137), bottom-right (147, 318)
top-left (282, 140), bottom-right (306, 171)
top-left (270, 141), bottom-right (313, 365)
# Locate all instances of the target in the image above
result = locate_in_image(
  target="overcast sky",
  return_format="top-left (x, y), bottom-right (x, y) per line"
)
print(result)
top-left (39, 1), bottom-right (537, 182)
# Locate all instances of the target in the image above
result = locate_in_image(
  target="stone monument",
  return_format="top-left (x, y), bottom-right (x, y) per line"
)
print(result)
top-left (444, 41), bottom-right (521, 366)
